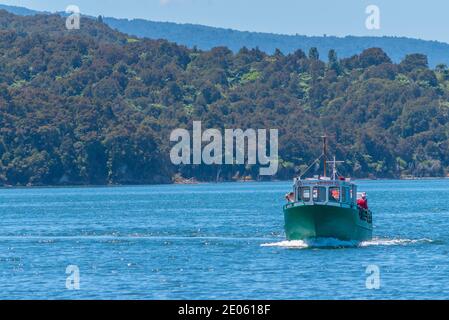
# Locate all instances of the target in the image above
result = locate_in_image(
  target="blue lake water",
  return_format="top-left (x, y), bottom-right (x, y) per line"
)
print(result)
top-left (0, 179), bottom-right (448, 299)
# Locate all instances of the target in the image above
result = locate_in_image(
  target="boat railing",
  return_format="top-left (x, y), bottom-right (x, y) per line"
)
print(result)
top-left (358, 207), bottom-right (373, 224)
top-left (289, 199), bottom-right (354, 207)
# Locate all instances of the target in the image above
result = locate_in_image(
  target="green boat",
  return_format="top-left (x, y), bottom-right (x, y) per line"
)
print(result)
top-left (283, 137), bottom-right (373, 242)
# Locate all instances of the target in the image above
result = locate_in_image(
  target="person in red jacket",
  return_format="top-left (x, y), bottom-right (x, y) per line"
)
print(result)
top-left (357, 192), bottom-right (368, 210)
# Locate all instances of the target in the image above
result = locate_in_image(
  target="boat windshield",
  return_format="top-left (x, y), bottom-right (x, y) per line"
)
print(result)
top-left (313, 187), bottom-right (327, 202)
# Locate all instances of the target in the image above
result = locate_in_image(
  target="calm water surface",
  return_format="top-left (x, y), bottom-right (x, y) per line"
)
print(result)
top-left (0, 180), bottom-right (448, 299)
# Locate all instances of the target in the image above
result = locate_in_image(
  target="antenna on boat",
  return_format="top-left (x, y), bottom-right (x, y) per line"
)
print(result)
top-left (326, 156), bottom-right (345, 180)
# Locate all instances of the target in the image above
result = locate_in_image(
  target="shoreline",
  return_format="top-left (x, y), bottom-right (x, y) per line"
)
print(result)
top-left (1, 176), bottom-right (448, 189)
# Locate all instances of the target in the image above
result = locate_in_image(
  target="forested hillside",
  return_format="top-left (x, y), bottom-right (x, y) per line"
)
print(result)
top-left (1, 10), bottom-right (449, 186)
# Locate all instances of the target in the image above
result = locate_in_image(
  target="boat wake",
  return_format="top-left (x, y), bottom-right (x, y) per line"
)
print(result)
top-left (261, 237), bottom-right (434, 249)
top-left (359, 238), bottom-right (434, 247)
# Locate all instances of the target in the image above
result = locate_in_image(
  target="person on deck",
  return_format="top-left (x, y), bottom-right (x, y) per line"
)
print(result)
top-left (331, 189), bottom-right (340, 201)
top-left (285, 192), bottom-right (295, 203)
top-left (357, 192), bottom-right (368, 210)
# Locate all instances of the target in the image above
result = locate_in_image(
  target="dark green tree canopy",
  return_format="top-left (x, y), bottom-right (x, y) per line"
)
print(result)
top-left (0, 10), bottom-right (448, 186)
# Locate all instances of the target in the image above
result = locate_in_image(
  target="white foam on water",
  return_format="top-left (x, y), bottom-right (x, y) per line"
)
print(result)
top-left (359, 238), bottom-right (433, 247)
top-left (261, 240), bottom-right (309, 248)
top-left (261, 237), bottom-right (434, 249)
top-left (261, 238), bottom-right (358, 249)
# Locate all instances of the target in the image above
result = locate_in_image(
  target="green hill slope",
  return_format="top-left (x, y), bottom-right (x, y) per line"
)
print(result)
top-left (1, 10), bottom-right (448, 186)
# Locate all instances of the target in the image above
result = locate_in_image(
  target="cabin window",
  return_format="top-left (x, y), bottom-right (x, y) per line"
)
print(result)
top-left (300, 187), bottom-right (311, 202)
top-left (329, 187), bottom-right (340, 202)
top-left (313, 187), bottom-right (327, 202)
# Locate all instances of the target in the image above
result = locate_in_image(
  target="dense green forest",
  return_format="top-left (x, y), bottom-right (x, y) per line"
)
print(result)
top-left (2, 3), bottom-right (449, 67)
top-left (1, 10), bottom-right (449, 186)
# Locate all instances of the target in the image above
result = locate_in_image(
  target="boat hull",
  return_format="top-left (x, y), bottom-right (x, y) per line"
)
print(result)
top-left (283, 204), bottom-right (372, 242)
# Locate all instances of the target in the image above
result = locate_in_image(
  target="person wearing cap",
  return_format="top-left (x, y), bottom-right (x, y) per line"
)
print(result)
top-left (357, 192), bottom-right (368, 210)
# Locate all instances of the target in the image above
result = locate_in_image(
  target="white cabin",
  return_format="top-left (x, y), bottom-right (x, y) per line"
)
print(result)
top-left (293, 177), bottom-right (358, 208)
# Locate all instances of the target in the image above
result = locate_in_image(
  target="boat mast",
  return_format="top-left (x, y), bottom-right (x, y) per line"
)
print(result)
top-left (322, 135), bottom-right (327, 177)
top-left (332, 156), bottom-right (337, 180)
top-left (322, 135), bottom-right (344, 180)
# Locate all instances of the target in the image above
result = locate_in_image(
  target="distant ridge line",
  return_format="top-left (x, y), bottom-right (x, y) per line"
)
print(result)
top-left (1, 3), bottom-right (449, 67)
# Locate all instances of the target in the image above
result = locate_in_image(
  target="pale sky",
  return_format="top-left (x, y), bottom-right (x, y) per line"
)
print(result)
top-left (2, 0), bottom-right (449, 43)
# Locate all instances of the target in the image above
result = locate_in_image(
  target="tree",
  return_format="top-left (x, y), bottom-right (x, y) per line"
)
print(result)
top-left (435, 64), bottom-right (448, 73)
top-left (358, 48), bottom-right (392, 68)
top-left (308, 47), bottom-right (319, 60)
top-left (400, 54), bottom-right (429, 72)
top-left (327, 49), bottom-right (341, 74)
